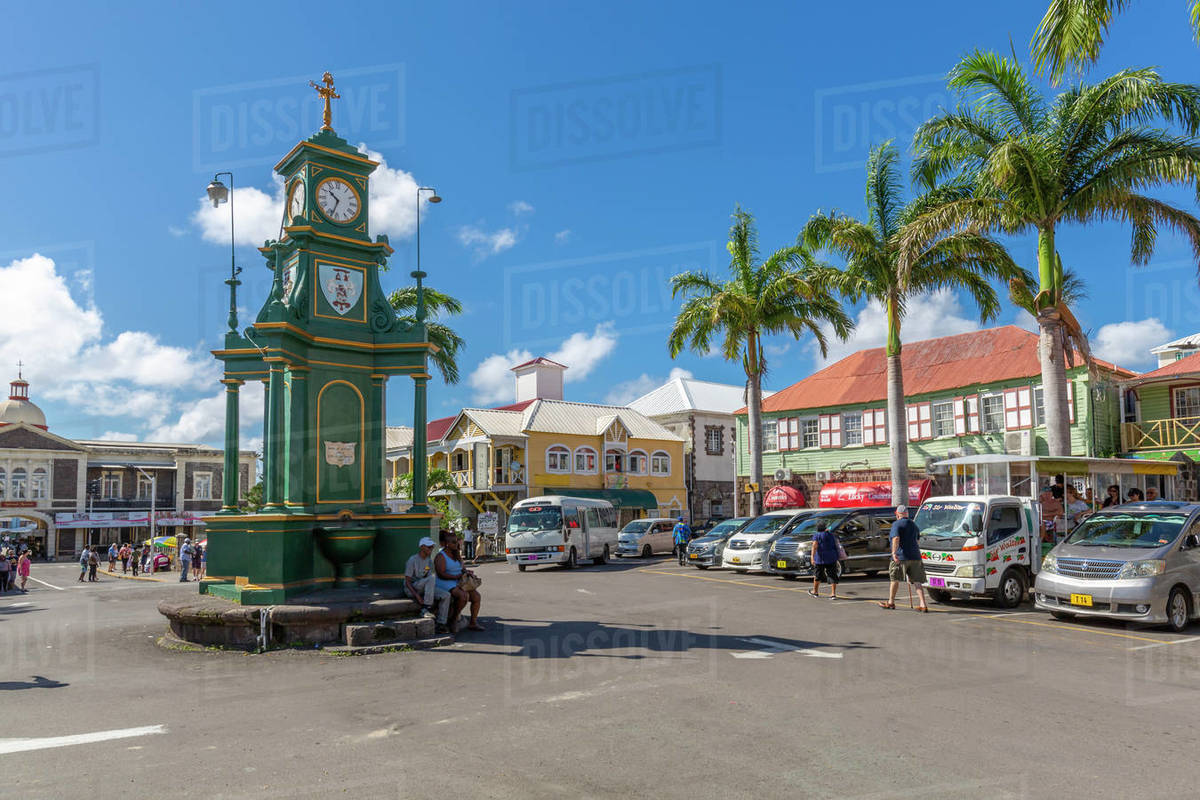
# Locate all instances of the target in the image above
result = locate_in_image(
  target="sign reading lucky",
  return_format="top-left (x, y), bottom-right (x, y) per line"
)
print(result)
top-left (324, 441), bottom-right (357, 467)
top-left (319, 264), bottom-right (362, 315)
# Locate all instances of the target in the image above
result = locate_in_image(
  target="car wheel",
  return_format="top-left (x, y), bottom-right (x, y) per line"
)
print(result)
top-left (642, 545), bottom-right (652, 558)
top-left (863, 570), bottom-right (878, 578)
top-left (1167, 586), bottom-right (1191, 633)
top-left (696, 565), bottom-right (708, 570)
top-left (735, 569), bottom-right (747, 574)
top-left (929, 589), bottom-right (952, 604)
top-left (563, 548), bottom-right (577, 569)
top-left (594, 544), bottom-right (609, 565)
top-left (994, 568), bottom-right (1025, 609)
top-left (1050, 611), bottom-right (1074, 621)
top-left (517, 564), bottom-right (527, 572)
top-left (782, 574), bottom-right (798, 581)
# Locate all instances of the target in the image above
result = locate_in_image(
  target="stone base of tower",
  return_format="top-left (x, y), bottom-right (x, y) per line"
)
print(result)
top-left (198, 511), bottom-right (439, 605)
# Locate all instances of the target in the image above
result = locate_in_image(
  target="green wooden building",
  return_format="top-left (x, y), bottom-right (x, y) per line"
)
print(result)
top-left (1119, 351), bottom-right (1200, 495)
top-left (735, 326), bottom-right (1133, 501)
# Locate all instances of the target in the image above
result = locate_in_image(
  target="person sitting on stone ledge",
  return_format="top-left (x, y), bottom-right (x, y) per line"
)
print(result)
top-left (404, 536), bottom-right (452, 633)
top-left (435, 529), bottom-right (483, 632)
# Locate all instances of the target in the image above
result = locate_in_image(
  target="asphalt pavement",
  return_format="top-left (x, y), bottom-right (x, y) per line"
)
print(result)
top-left (6, 557), bottom-right (1200, 799)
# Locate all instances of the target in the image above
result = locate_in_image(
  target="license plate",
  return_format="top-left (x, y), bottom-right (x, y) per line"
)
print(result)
top-left (776, 560), bottom-right (788, 569)
top-left (730, 557), bottom-right (741, 563)
top-left (1070, 593), bottom-right (1093, 607)
top-left (688, 553), bottom-right (697, 559)
top-left (928, 577), bottom-right (946, 588)
top-left (522, 555), bottom-right (537, 561)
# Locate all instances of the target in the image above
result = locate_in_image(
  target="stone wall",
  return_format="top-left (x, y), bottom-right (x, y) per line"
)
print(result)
top-left (52, 458), bottom-right (77, 499)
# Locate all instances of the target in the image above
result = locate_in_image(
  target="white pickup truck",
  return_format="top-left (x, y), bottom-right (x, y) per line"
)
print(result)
top-left (912, 495), bottom-right (1041, 609)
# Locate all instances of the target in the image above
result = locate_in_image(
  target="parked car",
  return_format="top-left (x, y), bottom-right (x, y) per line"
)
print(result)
top-left (616, 517), bottom-right (678, 558)
top-left (1034, 501), bottom-right (1200, 632)
top-left (722, 509), bottom-right (816, 572)
top-left (764, 507), bottom-right (897, 580)
top-left (686, 517), bottom-right (752, 569)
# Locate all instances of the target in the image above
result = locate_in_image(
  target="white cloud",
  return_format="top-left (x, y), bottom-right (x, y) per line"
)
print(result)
top-left (467, 348), bottom-right (533, 405)
top-left (509, 200), bottom-right (535, 216)
top-left (96, 431), bottom-right (138, 442)
top-left (0, 254), bottom-right (214, 428)
top-left (458, 224), bottom-right (519, 259)
top-left (149, 380), bottom-right (264, 448)
top-left (1093, 318), bottom-right (1172, 369)
top-left (554, 229), bottom-right (572, 244)
top-left (808, 288), bottom-right (981, 367)
top-left (550, 323), bottom-right (617, 382)
top-left (605, 367), bottom-right (693, 406)
top-left (466, 323), bottom-right (619, 404)
top-left (190, 147), bottom-right (426, 246)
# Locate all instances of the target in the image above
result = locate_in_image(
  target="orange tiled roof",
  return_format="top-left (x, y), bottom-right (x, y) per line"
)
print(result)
top-left (742, 326), bottom-right (1131, 415)
top-left (1130, 351), bottom-right (1200, 381)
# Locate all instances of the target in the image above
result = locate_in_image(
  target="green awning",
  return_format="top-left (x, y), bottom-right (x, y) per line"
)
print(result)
top-left (553, 488), bottom-right (660, 509)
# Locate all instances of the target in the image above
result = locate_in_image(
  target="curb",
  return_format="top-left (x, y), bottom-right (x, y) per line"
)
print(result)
top-left (101, 569), bottom-right (169, 584)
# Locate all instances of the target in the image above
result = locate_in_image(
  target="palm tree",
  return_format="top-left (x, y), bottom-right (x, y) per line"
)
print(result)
top-left (668, 207), bottom-right (853, 515)
top-left (1032, 0), bottom-right (1200, 85)
top-left (388, 286), bottom-right (466, 384)
top-left (804, 142), bottom-right (1021, 506)
top-left (909, 51), bottom-right (1200, 455)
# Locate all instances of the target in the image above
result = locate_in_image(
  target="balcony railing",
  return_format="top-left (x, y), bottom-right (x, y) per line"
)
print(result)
top-left (1122, 417), bottom-right (1200, 451)
top-left (451, 470), bottom-right (473, 489)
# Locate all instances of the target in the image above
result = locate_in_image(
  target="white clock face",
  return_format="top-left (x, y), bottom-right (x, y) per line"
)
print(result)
top-left (317, 178), bottom-right (360, 223)
top-left (288, 181), bottom-right (305, 221)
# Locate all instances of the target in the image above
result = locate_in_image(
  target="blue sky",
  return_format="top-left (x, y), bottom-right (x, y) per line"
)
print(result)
top-left (2, 0), bottom-right (1198, 448)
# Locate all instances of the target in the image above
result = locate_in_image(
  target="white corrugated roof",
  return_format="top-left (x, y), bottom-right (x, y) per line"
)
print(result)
top-left (460, 408), bottom-right (528, 439)
top-left (522, 399), bottom-right (684, 441)
top-left (385, 426), bottom-right (413, 450)
top-left (627, 376), bottom-right (768, 417)
top-left (1151, 332), bottom-right (1200, 354)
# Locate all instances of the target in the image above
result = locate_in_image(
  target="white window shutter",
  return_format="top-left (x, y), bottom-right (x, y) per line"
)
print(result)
top-left (830, 414), bottom-right (842, 447)
top-left (1004, 389), bottom-right (1020, 430)
top-left (819, 415), bottom-right (831, 448)
top-left (1018, 387), bottom-right (1032, 429)
top-left (907, 405), bottom-right (919, 440)
top-left (1066, 381), bottom-right (1076, 423)
top-left (862, 409), bottom-right (875, 445)
top-left (919, 403), bottom-right (932, 440)
top-left (966, 395), bottom-right (980, 433)
top-left (953, 398), bottom-right (966, 436)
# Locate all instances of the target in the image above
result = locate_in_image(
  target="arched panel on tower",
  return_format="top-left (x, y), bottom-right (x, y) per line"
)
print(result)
top-left (316, 380), bottom-right (364, 503)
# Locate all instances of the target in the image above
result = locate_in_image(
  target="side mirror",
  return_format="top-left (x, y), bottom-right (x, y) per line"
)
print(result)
top-left (970, 515), bottom-right (984, 533)
top-left (1185, 534), bottom-right (1199, 550)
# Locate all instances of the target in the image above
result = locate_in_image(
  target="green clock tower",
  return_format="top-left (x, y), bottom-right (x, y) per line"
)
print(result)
top-left (201, 74), bottom-right (437, 605)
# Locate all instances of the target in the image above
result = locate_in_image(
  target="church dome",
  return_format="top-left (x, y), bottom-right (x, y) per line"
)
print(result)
top-left (0, 375), bottom-right (47, 429)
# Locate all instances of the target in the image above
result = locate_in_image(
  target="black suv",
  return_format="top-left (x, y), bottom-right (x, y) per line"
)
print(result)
top-left (764, 507), bottom-right (897, 580)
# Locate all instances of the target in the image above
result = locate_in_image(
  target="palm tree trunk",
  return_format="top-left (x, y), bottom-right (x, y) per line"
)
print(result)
top-left (1036, 228), bottom-right (1070, 456)
top-left (746, 371), bottom-right (764, 517)
top-left (885, 295), bottom-right (908, 507)
top-left (1040, 315), bottom-right (1070, 455)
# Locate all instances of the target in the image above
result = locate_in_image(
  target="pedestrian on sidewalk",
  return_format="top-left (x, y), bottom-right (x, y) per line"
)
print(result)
top-left (140, 543), bottom-right (151, 574)
top-left (131, 548), bottom-right (140, 577)
top-left (0, 551), bottom-right (10, 594)
top-left (87, 548), bottom-right (99, 582)
top-left (107, 542), bottom-right (117, 573)
top-left (178, 537), bottom-right (192, 582)
top-left (78, 547), bottom-right (90, 582)
top-left (193, 543), bottom-right (204, 580)
top-left (879, 506), bottom-right (928, 612)
top-left (17, 550), bottom-right (30, 592)
top-left (808, 519), bottom-right (842, 599)
top-left (119, 543), bottom-right (130, 574)
top-left (5, 551), bottom-right (14, 591)
top-left (462, 527), bottom-right (476, 561)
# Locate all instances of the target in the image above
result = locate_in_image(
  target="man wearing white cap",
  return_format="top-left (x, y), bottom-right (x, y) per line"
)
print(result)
top-left (404, 537), bottom-right (451, 632)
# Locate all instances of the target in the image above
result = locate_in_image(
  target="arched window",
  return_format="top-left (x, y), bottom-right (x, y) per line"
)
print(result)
top-left (31, 467), bottom-right (47, 500)
top-left (546, 445), bottom-right (571, 474)
top-left (10, 468), bottom-right (27, 500)
top-left (627, 450), bottom-right (648, 475)
top-left (0, 468), bottom-right (6, 500)
top-left (574, 447), bottom-right (598, 474)
top-left (650, 451), bottom-right (671, 477)
top-left (604, 449), bottom-right (624, 473)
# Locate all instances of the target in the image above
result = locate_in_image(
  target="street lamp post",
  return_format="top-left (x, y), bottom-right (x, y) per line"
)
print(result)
top-left (410, 187), bottom-right (442, 513)
top-left (206, 173), bottom-right (243, 334)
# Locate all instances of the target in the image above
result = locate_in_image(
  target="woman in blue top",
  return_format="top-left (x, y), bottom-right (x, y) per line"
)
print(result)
top-left (434, 529), bottom-right (484, 632)
top-left (808, 519), bottom-right (842, 599)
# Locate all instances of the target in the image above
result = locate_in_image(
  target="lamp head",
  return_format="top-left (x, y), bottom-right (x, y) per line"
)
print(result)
top-left (206, 178), bottom-right (229, 208)
top-left (428, 194), bottom-right (442, 204)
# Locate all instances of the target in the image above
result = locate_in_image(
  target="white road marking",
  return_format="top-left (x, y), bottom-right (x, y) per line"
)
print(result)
top-left (732, 637), bottom-right (844, 660)
top-left (26, 577), bottom-right (65, 591)
top-left (576, 588), bottom-right (593, 595)
top-left (0, 724), bottom-right (165, 755)
top-left (1129, 635), bottom-right (1200, 651)
top-left (3, 602), bottom-right (32, 608)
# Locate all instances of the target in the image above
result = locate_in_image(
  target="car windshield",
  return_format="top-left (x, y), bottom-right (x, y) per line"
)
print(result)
top-left (791, 513), bottom-right (847, 536)
top-left (507, 507), bottom-right (563, 533)
top-left (912, 501), bottom-right (985, 538)
top-left (1064, 513), bottom-right (1188, 549)
top-left (707, 519), bottom-right (747, 537)
top-left (619, 521), bottom-right (653, 535)
top-left (739, 515), bottom-right (793, 535)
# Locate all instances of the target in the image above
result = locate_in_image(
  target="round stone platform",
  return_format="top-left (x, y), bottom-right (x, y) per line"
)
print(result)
top-left (158, 587), bottom-right (452, 652)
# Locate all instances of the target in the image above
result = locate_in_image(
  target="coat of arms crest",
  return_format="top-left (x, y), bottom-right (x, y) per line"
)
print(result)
top-left (319, 264), bottom-right (362, 315)
top-left (324, 441), bottom-right (357, 467)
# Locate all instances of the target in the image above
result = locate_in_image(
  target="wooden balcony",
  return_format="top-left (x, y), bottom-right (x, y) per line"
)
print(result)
top-left (451, 470), bottom-right (474, 490)
top-left (1122, 417), bottom-right (1200, 451)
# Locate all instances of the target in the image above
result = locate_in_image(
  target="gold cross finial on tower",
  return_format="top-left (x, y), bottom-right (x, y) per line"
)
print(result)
top-left (309, 71), bottom-right (340, 132)
top-left (15, 360), bottom-right (23, 380)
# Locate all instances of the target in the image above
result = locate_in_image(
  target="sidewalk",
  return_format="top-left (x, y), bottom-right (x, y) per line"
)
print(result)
top-left (100, 568), bottom-right (170, 583)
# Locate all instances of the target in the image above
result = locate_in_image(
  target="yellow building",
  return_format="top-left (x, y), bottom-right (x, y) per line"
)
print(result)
top-left (386, 358), bottom-right (687, 527)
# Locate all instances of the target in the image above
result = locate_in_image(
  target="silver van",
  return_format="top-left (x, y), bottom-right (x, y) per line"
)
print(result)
top-left (1034, 501), bottom-right (1200, 632)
